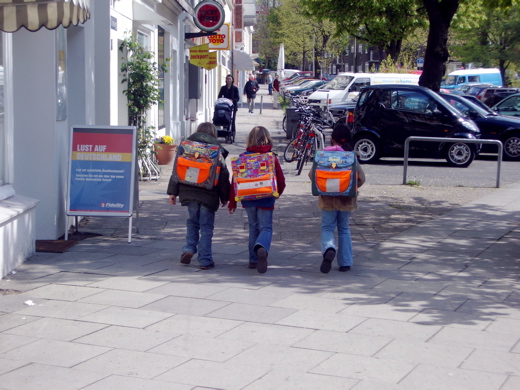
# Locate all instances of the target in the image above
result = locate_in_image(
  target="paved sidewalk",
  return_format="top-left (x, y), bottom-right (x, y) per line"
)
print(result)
top-left (1, 86), bottom-right (520, 389)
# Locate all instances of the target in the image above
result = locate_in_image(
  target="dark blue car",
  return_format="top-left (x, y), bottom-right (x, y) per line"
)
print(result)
top-left (440, 93), bottom-right (520, 160)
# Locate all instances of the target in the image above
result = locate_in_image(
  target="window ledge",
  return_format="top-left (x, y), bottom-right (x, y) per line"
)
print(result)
top-left (0, 194), bottom-right (39, 227)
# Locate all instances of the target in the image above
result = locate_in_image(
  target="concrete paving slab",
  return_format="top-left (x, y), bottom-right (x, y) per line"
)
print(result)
top-left (217, 322), bottom-right (313, 346)
top-left (0, 363), bottom-right (107, 390)
top-left (78, 306), bottom-right (172, 328)
top-left (2, 338), bottom-right (110, 367)
top-left (428, 326), bottom-right (520, 351)
top-left (4, 317), bottom-right (107, 341)
top-left (206, 302), bottom-right (296, 324)
top-left (243, 369), bottom-right (359, 390)
top-left (140, 295), bottom-right (230, 316)
top-left (81, 375), bottom-right (188, 390)
top-left (145, 313), bottom-right (242, 337)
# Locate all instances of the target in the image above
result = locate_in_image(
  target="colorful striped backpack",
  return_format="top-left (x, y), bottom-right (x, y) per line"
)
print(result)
top-left (311, 150), bottom-right (358, 197)
top-left (231, 152), bottom-right (279, 202)
top-left (172, 140), bottom-right (222, 190)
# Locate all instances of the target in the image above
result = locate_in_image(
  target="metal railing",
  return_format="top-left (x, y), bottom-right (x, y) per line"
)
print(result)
top-left (403, 137), bottom-right (503, 188)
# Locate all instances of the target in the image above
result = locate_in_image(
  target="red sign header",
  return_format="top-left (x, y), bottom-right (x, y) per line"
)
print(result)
top-left (193, 1), bottom-right (225, 32)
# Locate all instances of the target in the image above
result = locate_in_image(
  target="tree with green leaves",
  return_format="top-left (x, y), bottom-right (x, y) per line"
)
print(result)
top-left (119, 34), bottom-right (169, 179)
top-left (301, 0), bottom-right (426, 61)
top-left (450, 4), bottom-right (520, 85)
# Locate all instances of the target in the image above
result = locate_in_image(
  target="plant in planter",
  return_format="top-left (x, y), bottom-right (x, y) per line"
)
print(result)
top-left (153, 135), bottom-right (177, 165)
top-left (119, 34), bottom-right (169, 180)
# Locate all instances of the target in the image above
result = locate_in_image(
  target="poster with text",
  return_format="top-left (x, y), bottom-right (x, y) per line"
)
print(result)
top-left (67, 126), bottom-right (136, 216)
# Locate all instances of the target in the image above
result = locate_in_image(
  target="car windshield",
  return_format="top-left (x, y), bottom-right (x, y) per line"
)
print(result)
top-left (323, 75), bottom-right (354, 90)
top-left (443, 76), bottom-right (457, 85)
top-left (441, 94), bottom-right (491, 117)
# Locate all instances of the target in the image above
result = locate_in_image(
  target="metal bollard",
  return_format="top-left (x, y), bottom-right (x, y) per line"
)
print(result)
top-left (260, 96), bottom-right (263, 114)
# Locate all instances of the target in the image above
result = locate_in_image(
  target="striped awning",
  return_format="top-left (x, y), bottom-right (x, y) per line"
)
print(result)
top-left (0, 0), bottom-right (90, 32)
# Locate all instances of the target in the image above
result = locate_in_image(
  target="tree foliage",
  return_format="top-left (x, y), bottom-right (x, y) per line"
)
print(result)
top-left (301, 0), bottom-right (426, 60)
top-left (450, 3), bottom-right (520, 85)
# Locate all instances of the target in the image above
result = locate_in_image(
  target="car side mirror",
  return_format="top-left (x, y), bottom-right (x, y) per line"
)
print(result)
top-left (468, 111), bottom-right (480, 120)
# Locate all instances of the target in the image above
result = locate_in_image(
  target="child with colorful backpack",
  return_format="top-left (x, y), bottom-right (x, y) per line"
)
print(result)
top-left (167, 122), bottom-right (230, 270)
top-left (310, 124), bottom-right (365, 273)
top-left (228, 126), bottom-right (286, 273)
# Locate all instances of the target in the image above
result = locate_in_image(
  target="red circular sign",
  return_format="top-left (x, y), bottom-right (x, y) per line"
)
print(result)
top-left (194, 1), bottom-right (225, 32)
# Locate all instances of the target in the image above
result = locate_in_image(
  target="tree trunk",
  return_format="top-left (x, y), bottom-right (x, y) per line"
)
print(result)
top-left (499, 59), bottom-right (508, 86)
top-left (385, 40), bottom-right (402, 62)
top-left (419, 0), bottom-right (460, 91)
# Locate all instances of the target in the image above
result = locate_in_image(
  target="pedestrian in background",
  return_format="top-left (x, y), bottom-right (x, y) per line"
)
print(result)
top-left (312, 124), bottom-right (365, 273)
top-left (267, 73), bottom-right (273, 95)
top-left (273, 74), bottom-right (280, 109)
top-left (167, 122), bottom-right (230, 270)
top-left (218, 74), bottom-right (240, 135)
top-left (228, 126), bottom-right (286, 273)
top-left (244, 75), bottom-right (259, 114)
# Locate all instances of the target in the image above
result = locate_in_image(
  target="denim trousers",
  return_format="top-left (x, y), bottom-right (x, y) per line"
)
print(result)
top-left (321, 209), bottom-right (353, 267)
top-left (185, 202), bottom-right (215, 266)
top-left (245, 207), bottom-right (273, 263)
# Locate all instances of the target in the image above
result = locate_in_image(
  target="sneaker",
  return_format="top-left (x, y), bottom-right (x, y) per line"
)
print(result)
top-left (248, 262), bottom-right (257, 269)
top-left (320, 248), bottom-right (335, 274)
top-left (256, 247), bottom-right (268, 274)
top-left (338, 266), bottom-right (351, 272)
top-left (199, 262), bottom-right (215, 270)
top-left (180, 252), bottom-right (194, 265)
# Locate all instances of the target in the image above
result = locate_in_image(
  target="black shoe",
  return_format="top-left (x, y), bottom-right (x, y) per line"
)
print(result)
top-left (248, 262), bottom-right (257, 269)
top-left (338, 266), bottom-right (351, 272)
top-left (199, 262), bottom-right (215, 270)
top-left (256, 247), bottom-right (268, 274)
top-left (320, 248), bottom-right (335, 274)
top-left (180, 252), bottom-right (194, 264)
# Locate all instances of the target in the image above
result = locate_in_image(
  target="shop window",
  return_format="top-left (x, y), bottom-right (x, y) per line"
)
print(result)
top-left (158, 27), bottom-right (165, 129)
top-left (0, 33), bottom-right (5, 186)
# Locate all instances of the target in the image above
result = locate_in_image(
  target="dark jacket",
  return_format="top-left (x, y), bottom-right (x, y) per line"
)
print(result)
top-left (228, 145), bottom-right (286, 210)
top-left (218, 85), bottom-right (240, 109)
top-left (167, 132), bottom-right (230, 211)
top-left (244, 80), bottom-right (259, 99)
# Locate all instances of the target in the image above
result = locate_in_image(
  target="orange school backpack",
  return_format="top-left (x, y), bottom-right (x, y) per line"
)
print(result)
top-left (231, 152), bottom-right (279, 202)
top-left (311, 150), bottom-right (358, 197)
top-left (172, 140), bottom-right (222, 190)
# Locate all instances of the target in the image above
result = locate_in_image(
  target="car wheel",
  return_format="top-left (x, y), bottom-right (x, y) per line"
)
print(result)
top-left (503, 133), bottom-right (520, 161)
top-left (354, 135), bottom-right (380, 164)
top-left (445, 142), bottom-right (475, 167)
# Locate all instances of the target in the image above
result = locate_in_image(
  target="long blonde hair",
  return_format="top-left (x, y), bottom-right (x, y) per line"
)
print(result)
top-left (246, 126), bottom-right (273, 148)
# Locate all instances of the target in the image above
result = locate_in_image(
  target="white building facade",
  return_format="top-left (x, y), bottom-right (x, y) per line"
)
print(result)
top-left (0, 0), bottom-right (257, 277)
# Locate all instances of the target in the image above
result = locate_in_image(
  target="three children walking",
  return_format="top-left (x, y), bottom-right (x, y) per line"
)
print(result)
top-left (167, 122), bottom-right (363, 274)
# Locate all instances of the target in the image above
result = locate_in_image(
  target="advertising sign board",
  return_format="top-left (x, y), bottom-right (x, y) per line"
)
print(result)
top-left (67, 126), bottom-right (136, 217)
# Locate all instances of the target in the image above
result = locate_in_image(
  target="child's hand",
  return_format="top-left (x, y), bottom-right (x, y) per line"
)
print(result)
top-left (168, 195), bottom-right (176, 205)
top-left (228, 206), bottom-right (236, 214)
top-left (221, 201), bottom-right (228, 207)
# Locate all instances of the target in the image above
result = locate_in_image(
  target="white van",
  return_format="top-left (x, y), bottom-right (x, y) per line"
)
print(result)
top-left (440, 68), bottom-right (503, 90)
top-left (307, 72), bottom-right (420, 109)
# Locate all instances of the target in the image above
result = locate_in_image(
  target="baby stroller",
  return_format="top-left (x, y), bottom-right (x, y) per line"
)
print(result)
top-left (213, 98), bottom-right (235, 144)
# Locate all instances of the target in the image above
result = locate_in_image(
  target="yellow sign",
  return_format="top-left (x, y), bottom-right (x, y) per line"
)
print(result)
top-left (190, 44), bottom-right (218, 70)
top-left (206, 23), bottom-right (230, 50)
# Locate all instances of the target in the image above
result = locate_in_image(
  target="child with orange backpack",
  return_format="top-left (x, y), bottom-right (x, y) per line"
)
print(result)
top-left (228, 126), bottom-right (286, 273)
top-left (167, 122), bottom-right (230, 270)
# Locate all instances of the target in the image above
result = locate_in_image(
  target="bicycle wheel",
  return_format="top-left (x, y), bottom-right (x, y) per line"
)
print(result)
top-left (296, 136), bottom-right (312, 176)
top-left (282, 115), bottom-right (287, 133)
top-left (284, 137), bottom-right (298, 163)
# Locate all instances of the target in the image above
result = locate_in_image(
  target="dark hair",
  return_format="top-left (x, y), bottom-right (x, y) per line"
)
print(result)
top-left (331, 123), bottom-right (353, 151)
top-left (226, 74), bottom-right (234, 84)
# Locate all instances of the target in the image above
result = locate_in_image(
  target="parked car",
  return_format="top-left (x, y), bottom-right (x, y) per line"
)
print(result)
top-left (465, 84), bottom-right (496, 99)
top-left (475, 87), bottom-right (519, 104)
top-left (491, 93), bottom-right (520, 117)
top-left (352, 85), bottom-right (481, 167)
top-left (284, 79), bottom-right (327, 96)
top-left (440, 93), bottom-right (520, 160)
top-left (329, 100), bottom-right (357, 128)
top-left (484, 91), bottom-right (520, 108)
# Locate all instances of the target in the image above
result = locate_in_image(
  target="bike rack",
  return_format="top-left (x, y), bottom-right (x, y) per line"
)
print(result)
top-left (403, 137), bottom-right (503, 188)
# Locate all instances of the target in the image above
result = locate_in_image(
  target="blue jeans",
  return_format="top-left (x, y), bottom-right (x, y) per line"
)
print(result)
top-left (321, 210), bottom-right (353, 267)
top-left (245, 207), bottom-right (273, 263)
top-left (185, 202), bottom-right (215, 266)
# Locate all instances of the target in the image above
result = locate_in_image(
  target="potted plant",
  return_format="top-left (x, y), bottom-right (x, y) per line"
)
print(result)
top-left (153, 135), bottom-right (177, 165)
top-left (119, 34), bottom-right (169, 180)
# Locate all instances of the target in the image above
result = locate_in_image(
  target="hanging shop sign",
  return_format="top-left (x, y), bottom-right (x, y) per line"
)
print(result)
top-left (189, 44), bottom-right (218, 70)
top-left (193, 0), bottom-right (225, 32)
top-left (205, 23), bottom-right (230, 50)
